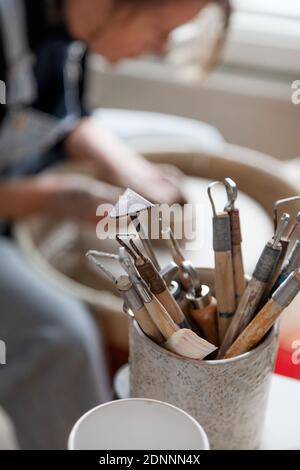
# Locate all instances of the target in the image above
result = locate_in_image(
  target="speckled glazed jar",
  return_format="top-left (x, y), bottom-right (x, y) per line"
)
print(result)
top-left (129, 269), bottom-right (279, 450)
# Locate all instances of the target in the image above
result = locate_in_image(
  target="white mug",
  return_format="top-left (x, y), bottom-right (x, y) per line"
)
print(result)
top-left (68, 398), bottom-right (209, 450)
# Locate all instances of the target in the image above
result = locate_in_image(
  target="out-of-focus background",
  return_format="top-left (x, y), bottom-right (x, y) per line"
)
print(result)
top-left (86, 0), bottom-right (300, 380)
top-left (87, 0), bottom-right (300, 160)
top-left (21, 0), bottom-right (299, 378)
top-left (1, 0), bottom-right (300, 451)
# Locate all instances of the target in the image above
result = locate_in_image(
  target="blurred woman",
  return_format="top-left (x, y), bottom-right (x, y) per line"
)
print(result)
top-left (0, 0), bottom-right (208, 449)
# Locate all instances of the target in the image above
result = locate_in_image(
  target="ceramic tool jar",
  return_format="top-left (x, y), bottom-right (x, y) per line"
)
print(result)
top-left (129, 268), bottom-right (279, 450)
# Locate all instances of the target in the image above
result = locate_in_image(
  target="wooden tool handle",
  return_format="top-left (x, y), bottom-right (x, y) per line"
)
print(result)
top-left (165, 329), bottom-right (217, 360)
top-left (214, 250), bottom-right (236, 341)
top-left (145, 297), bottom-right (179, 340)
top-left (232, 244), bottom-right (246, 303)
top-left (228, 209), bottom-right (246, 303)
top-left (134, 305), bottom-right (164, 344)
top-left (136, 259), bottom-right (165, 295)
top-left (137, 258), bottom-right (186, 325)
top-left (189, 297), bottom-right (219, 346)
top-left (218, 277), bottom-right (266, 358)
top-left (155, 289), bottom-right (186, 325)
top-left (229, 209), bottom-right (242, 246)
top-left (117, 275), bottom-right (164, 344)
top-left (266, 239), bottom-right (289, 297)
top-left (224, 299), bottom-right (281, 358)
top-left (220, 241), bottom-right (282, 354)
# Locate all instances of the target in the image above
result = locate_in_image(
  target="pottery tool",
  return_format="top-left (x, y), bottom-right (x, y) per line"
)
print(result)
top-left (225, 270), bottom-right (300, 359)
top-left (182, 261), bottom-right (219, 346)
top-left (218, 213), bottom-right (289, 358)
top-left (270, 237), bottom-right (300, 295)
top-left (285, 211), bottom-right (300, 243)
top-left (224, 177), bottom-right (246, 304)
top-left (119, 247), bottom-right (217, 360)
top-left (162, 226), bottom-right (190, 291)
top-left (268, 198), bottom-right (300, 291)
top-left (160, 262), bottom-right (179, 286)
top-left (109, 188), bottom-right (160, 270)
top-left (86, 251), bottom-right (163, 343)
top-left (164, 328), bottom-right (217, 360)
top-left (117, 276), bottom-right (164, 344)
top-left (159, 263), bottom-right (182, 303)
top-left (273, 197), bottom-right (300, 255)
top-left (116, 234), bottom-right (189, 328)
top-left (208, 181), bottom-right (236, 342)
top-left (118, 246), bottom-right (179, 339)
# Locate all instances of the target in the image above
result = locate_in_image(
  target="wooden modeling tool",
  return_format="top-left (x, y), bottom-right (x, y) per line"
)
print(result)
top-left (164, 328), bottom-right (217, 360)
top-left (208, 181), bottom-right (236, 342)
top-left (109, 188), bottom-right (160, 270)
top-left (218, 213), bottom-right (289, 358)
top-left (224, 178), bottom-right (246, 304)
top-left (86, 251), bottom-right (163, 343)
top-left (162, 226), bottom-right (191, 291)
top-left (225, 270), bottom-right (300, 358)
top-left (273, 197), bottom-right (300, 259)
top-left (118, 247), bottom-right (178, 339)
top-left (118, 247), bottom-right (217, 360)
top-left (182, 261), bottom-right (219, 346)
top-left (271, 237), bottom-right (300, 294)
top-left (116, 234), bottom-right (189, 328)
top-left (117, 275), bottom-right (164, 343)
top-left (268, 207), bottom-right (300, 294)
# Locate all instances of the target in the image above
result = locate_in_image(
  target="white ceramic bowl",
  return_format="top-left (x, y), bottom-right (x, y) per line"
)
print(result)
top-left (68, 399), bottom-right (210, 450)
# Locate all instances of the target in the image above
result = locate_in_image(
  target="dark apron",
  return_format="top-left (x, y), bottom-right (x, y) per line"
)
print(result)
top-left (0, 0), bottom-right (86, 235)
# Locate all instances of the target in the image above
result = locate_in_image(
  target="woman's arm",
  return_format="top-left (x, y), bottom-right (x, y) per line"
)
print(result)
top-left (0, 179), bottom-right (52, 220)
top-left (0, 174), bottom-right (121, 222)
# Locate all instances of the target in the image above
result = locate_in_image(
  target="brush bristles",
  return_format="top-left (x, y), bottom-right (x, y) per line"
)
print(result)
top-left (165, 329), bottom-right (217, 360)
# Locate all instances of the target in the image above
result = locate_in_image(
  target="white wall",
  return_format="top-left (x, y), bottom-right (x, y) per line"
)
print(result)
top-left (86, 58), bottom-right (300, 161)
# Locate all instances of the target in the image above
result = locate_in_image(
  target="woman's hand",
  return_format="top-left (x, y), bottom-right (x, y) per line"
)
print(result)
top-left (65, 118), bottom-right (186, 205)
top-left (40, 174), bottom-right (123, 222)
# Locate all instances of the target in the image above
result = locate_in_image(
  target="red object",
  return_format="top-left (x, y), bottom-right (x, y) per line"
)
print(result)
top-left (275, 346), bottom-right (300, 380)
